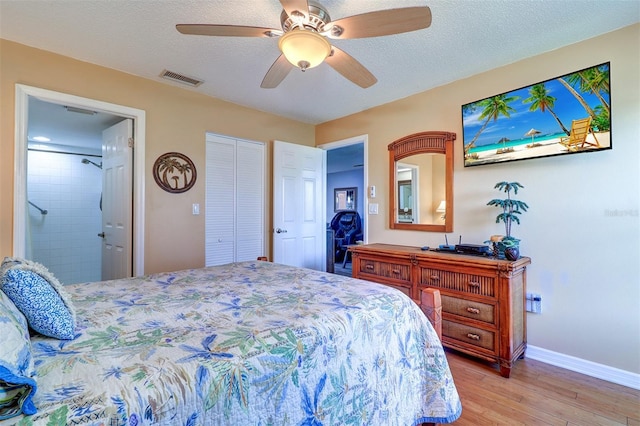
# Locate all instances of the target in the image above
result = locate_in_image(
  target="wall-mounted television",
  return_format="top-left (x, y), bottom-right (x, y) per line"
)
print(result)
top-left (462, 62), bottom-right (611, 167)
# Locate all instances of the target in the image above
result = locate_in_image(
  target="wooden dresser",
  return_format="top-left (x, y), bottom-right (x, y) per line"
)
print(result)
top-left (350, 243), bottom-right (531, 377)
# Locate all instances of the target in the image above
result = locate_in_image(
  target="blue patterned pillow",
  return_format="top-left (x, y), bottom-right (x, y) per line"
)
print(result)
top-left (1, 260), bottom-right (76, 340)
top-left (0, 289), bottom-right (37, 420)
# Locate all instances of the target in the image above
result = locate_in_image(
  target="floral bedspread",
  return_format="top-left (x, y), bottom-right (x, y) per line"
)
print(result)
top-left (10, 261), bottom-right (461, 425)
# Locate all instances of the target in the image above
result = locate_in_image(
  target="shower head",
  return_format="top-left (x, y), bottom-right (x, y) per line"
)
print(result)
top-left (81, 158), bottom-right (102, 169)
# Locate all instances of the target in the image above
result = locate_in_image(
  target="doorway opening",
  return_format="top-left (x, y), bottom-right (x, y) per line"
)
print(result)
top-left (319, 135), bottom-right (367, 276)
top-left (14, 84), bottom-right (146, 280)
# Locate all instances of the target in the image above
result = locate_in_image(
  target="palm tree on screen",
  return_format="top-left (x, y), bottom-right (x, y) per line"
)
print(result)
top-left (580, 67), bottom-right (610, 113)
top-left (465, 94), bottom-right (520, 155)
top-left (523, 83), bottom-right (569, 135)
top-left (561, 66), bottom-right (611, 131)
top-left (559, 75), bottom-right (599, 123)
top-left (564, 67), bottom-right (610, 115)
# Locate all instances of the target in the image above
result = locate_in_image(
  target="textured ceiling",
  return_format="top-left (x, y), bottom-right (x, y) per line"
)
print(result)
top-left (1, 0), bottom-right (638, 126)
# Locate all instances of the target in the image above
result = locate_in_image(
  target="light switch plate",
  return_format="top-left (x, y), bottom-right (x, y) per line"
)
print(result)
top-left (192, 203), bottom-right (200, 215)
top-left (368, 203), bottom-right (378, 214)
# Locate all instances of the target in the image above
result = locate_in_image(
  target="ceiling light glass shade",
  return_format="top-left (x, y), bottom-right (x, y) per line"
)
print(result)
top-left (278, 30), bottom-right (331, 70)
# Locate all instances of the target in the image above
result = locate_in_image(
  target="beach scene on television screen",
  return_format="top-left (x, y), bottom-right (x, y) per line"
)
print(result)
top-left (462, 62), bottom-right (611, 167)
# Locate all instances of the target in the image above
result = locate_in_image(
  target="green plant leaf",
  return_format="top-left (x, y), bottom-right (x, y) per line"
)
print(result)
top-left (489, 181), bottom-right (527, 237)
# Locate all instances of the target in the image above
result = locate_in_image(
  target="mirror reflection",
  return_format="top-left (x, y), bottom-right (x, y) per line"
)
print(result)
top-left (388, 131), bottom-right (455, 232)
top-left (394, 154), bottom-right (446, 225)
top-left (397, 179), bottom-right (413, 222)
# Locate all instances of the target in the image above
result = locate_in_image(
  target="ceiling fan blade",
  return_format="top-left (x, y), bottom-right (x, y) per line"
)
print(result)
top-left (280, 0), bottom-right (309, 21)
top-left (326, 7), bottom-right (432, 39)
top-left (325, 46), bottom-right (377, 88)
top-left (261, 54), bottom-right (294, 88)
top-left (176, 24), bottom-right (280, 37)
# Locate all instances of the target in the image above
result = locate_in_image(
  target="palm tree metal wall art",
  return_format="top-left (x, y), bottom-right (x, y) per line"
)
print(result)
top-left (153, 152), bottom-right (197, 193)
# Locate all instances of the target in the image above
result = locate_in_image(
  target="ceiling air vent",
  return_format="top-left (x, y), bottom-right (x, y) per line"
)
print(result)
top-left (160, 69), bottom-right (204, 87)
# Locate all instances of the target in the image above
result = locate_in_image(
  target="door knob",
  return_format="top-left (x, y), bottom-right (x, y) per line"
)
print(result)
top-left (275, 228), bottom-right (288, 234)
top-left (98, 232), bottom-right (105, 238)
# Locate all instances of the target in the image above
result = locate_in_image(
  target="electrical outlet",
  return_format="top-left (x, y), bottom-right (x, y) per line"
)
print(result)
top-left (526, 292), bottom-right (542, 313)
top-left (368, 203), bottom-right (378, 214)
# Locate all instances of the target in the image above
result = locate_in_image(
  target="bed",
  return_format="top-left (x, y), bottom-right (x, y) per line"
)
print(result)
top-left (1, 259), bottom-right (461, 425)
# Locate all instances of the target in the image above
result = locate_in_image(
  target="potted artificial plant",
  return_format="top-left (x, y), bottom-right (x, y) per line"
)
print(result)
top-left (486, 181), bottom-right (528, 260)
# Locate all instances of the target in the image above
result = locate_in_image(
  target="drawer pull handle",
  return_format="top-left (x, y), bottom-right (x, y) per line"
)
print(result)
top-left (430, 275), bottom-right (440, 281)
top-left (392, 269), bottom-right (400, 274)
top-left (466, 333), bottom-right (481, 341)
top-left (466, 307), bottom-right (480, 314)
top-left (468, 281), bottom-right (480, 288)
top-left (365, 265), bottom-right (374, 270)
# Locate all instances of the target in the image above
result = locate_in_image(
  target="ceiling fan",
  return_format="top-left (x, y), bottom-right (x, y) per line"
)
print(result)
top-left (176, 0), bottom-right (432, 89)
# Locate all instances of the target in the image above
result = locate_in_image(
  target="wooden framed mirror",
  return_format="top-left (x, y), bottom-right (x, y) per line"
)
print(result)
top-left (388, 131), bottom-right (455, 232)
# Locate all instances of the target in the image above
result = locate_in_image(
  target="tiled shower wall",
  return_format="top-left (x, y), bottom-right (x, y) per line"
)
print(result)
top-left (27, 149), bottom-right (102, 284)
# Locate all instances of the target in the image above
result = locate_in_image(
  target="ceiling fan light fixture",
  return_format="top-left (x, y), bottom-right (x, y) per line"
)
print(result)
top-left (278, 30), bottom-right (331, 71)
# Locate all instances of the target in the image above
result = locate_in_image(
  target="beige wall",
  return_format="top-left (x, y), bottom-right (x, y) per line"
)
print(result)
top-left (2, 25), bottom-right (639, 375)
top-left (0, 39), bottom-right (315, 274)
top-left (317, 24), bottom-right (640, 374)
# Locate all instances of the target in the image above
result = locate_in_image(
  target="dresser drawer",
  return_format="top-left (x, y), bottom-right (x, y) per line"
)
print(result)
top-left (419, 267), bottom-right (495, 297)
top-left (358, 258), bottom-right (412, 285)
top-left (441, 295), bottom-right (495, 325)
top-left (350, 244), bottom-right (530, 378)
top-left (443, 320), bottom-right (496, 352)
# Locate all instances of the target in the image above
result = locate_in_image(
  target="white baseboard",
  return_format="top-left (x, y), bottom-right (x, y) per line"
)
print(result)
top-left (526, 345), bottom-right (640, 390)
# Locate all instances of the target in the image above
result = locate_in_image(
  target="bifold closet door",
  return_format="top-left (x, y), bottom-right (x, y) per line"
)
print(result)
top-left (235, 140), bottom-right (265, 261)
top-left (205, 134), bottom-right (265, 266)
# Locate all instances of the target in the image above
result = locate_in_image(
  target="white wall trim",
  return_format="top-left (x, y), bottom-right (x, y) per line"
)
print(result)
top-left (14, 84), bottom-right (146, 277)
top-left (527, 345), bottom-right (640, 390)
top-left (318, 134), bottom-right (369, 243)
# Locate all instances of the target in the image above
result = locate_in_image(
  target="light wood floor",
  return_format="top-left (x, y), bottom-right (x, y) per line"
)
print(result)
top-left (444, 349), bottom-right (640, 425)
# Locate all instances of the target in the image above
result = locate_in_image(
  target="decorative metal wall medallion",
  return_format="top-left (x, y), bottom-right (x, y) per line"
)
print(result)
top-left (153, 152), bottom-right (197, 193)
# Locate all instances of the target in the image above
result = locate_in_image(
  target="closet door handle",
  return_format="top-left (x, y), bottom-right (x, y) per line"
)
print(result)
top-left (98, 232), bottom-right (105, 238)
top-left (275, 228), bottom-right (288, 234)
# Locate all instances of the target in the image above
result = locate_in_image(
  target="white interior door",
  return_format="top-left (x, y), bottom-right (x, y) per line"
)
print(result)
top-left (206, 135), bottom-right (236, 266)
top-left (411, 167), bottom-right (420, 223)
top-left (101, 119), bottom-right (133, 280)
top-left (273, 140), bottom-right (325, 270)
top-left (235, 140), bottom-right (265, 261)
